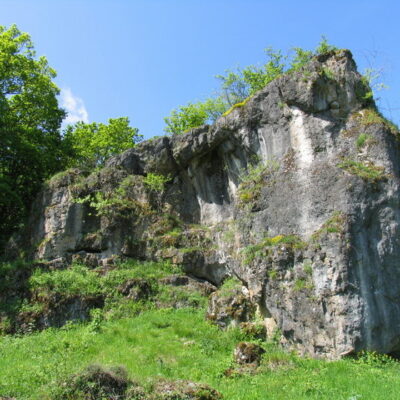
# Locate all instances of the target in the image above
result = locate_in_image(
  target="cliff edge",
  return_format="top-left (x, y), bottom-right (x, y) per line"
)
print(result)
top-left (12, 50), bottom-right (400, 359)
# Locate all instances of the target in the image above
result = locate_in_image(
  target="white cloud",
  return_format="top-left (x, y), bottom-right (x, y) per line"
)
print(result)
top-left (60, 88), bottom-right (89, 124)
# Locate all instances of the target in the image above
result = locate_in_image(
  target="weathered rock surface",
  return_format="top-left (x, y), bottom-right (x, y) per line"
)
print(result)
top-left (12, 50), bottom-right (400, 358)
top-left (206, 281), bottom-right (256, 328)
top-left (233, 342), bottom-right (265, 366)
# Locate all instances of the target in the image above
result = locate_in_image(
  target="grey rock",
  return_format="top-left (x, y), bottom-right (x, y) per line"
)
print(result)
top-left (118, 278), bottom-right (154, 301)
top-left (14, 50), bottom-right (400, 358)
top-left (234, 342), bottom-right (265, 365)
top-left (207, 283), bottom-right (256, 329)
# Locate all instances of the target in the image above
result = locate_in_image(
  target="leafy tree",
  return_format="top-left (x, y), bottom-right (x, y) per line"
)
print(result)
top-left (289, 48), bottom-right (313, 71)
top-left (164, 98), bottom-right (226, 135)
top-left (217, 47), bottom-right (286, 104)
top-left (0, 25), bottom-right (66, 248)
top-left (63, 117), bottom-right (142, 168)
top-left (163, 37), bottom-right (338, 135)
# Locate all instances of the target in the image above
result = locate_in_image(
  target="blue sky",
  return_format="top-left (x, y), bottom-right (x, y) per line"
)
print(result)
top-left (1, 0), bottom-right (399, 139)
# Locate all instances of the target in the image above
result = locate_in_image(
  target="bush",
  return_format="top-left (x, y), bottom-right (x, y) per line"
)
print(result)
top-left (53, 364), bottom-right (130, 400)
top-left (29, 264), bottom-right (102, 298)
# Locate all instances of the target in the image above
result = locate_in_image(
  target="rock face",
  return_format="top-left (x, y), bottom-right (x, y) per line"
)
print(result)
top-left (13, 50), bottom-right (400, 359)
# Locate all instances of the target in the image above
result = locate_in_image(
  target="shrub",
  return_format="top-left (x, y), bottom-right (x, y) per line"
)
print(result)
top-left (237, 159), bottom-right (279, 208)
top-left (52, 364), bottom-right (130, 400)
top-left (241, 234), bottom-right (306, 265)
top-left (29, 264), bottom-right (102, 299)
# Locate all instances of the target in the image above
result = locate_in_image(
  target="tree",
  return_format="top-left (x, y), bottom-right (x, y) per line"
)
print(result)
top-left (163, 37), bottom-right (337, 135)
top-left (0, 25), bottom-right (67, 248)
top-left (164, 47), bottom-right (287, 135)
top-left (164, 98), bottom-right (226, 135)
top-left (63, 117), bottom-right (142, 168)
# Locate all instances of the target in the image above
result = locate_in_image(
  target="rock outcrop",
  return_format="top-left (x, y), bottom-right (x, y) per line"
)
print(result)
top-left (12, 49), bottom-right (400, 359)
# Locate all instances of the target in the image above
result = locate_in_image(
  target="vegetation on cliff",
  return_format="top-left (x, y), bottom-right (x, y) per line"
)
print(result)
top-left (2, 23), bottom-right (400, 400)
top-left (0, 25), bottom-right (142, 249)
top-left (163, 37), bottom-right (338, 135)
top-left (1, 259), bottom-right (400, 400)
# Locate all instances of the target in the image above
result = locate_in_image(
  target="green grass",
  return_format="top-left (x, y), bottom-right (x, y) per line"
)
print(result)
top-left (359, 108), bottom-right (399, 134)
top-left (0, 259), bottom-right (186, 333)
top-left (311, 211), bottom-right (346, 243)
top-left (29, 260), bottom-right (181, 299)
top-left (2, 259), bottom-right (400, 400)
top-left (1, 307), bottom-right (400, 399)
top-left (237, 160), bottom-right (279, 208)
top-left (355, 133), bottom-right (373, 149)
top-left (217, 277), bottom-right (243, 297)
top-left (337, 159), bottom-right (386, 182)
top-left (294, 278), bottom-right (314, 291)
top-left (30, 264), bottom-right (102, 298)
top-left (242, 234), bottom-right (306, 265)
top-left (319, 67), bottom-right (335, 80)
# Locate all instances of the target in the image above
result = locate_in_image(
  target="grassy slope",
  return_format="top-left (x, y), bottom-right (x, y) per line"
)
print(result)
top-left (1, 306), bottom-right (400, 400)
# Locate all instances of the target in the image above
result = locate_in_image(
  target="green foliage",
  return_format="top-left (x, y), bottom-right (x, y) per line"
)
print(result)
top-left (143, 172), bottom-right (171, 210)
top-left (0, 180), bottom-right (24, 245)
top-left (0, 260), bottom-right (399, 400)
top-left (88, 191), bottom-right (138, 218)
top-left (360, 68), bottom-right (388, 103)
top-left (337, 159), bottom-right (386, 182)
top-left (312, 211), bottom-right (345, 242)
top-left (29, 264), bottom-right (102, 298)
top-left (355, 133), bottom-right (373, 149)
top-left (315, 35), bottom-right (338, 55)
top-left (164, 38), bottom-right (339, 135)
top-left (0, 259), bottom-right (33, 334)
top-left (28, 260), bottom-right (181, 301)
top-left (237, 159), bottom-right (279, 208)
top-left (290, 47), bottom-right (313, 71)
top-left (105, 258), bottom-right (181, 280)
top-left (0, 24), bottom-right (67, 247)
top-left (358, 108), bottom-right (399, 134)
top-left (51, 363), bottom-right (130, 400)
top-left (164, 97), bottom-right (226, 135)
top-left (143, 173), bottom-right (170, 193)
top-left (164, 103), bottom-right (205, 135)
top-left (63, 117), bottom-right (142, 168)
top-left (353, 351), bottom-right (397, 368)
top-left (157, 284), bottom-right (207, 309)
top-left (0, 258), bottom-right (190, 334)
top-left (73, 175), bottom-right (153, 219)
top-left (218, 277), bottom-right (243, 297)
top-left (216, 47), bottom-right (285, 106)
top-left (319, 67), bottom-right (335, 80)
top-left (294, 278), bottom-right (314, 291)
top-left (221, 97), bottom-right (250, 117)
top-left (2, 306), bottom-right (400, 399)
top-left (303, 260), bottom-right (313, 276)
top-left (268, 270), bottom-right (278, 280)
top-left (46, 168), bottom-right (82, 189)
top-left (310, 212), bottom-right (347, 249)
top-left (242, 234), bottom-right (306, 265)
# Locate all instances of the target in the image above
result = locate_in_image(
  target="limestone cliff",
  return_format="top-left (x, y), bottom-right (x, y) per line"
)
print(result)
top-left (12, 50), bottom-right (400, 359)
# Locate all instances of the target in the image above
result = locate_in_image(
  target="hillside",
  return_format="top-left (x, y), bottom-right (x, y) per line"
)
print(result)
top-left (2, 49), bottom-right (400, 399)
